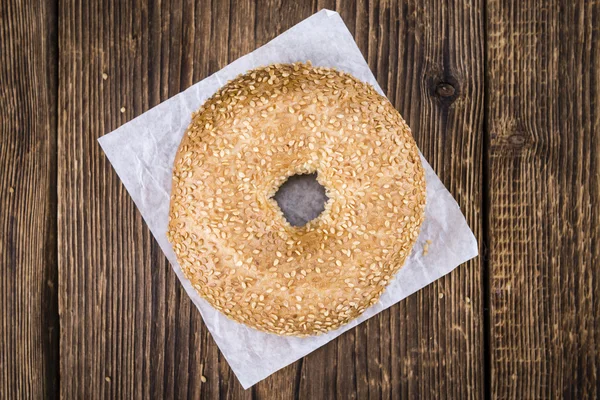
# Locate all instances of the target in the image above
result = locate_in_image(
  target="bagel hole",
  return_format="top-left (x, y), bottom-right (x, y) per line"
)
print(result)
top-left (273, 173), bottom-right (328, 227)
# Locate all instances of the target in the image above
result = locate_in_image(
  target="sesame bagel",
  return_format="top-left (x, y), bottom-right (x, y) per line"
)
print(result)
top-left (167, 62), bottom-right (426, 336)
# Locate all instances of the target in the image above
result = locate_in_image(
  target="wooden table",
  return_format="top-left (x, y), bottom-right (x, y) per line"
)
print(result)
top-left (1, 0), bottom-right (598, 398)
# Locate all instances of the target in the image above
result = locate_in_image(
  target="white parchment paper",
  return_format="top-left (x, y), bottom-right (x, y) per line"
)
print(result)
top-left (98, 9), bottom-right (478, 389)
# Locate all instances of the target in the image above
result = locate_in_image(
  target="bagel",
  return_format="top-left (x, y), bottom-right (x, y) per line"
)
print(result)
top-left (167, 62), bottom-right (426, 336)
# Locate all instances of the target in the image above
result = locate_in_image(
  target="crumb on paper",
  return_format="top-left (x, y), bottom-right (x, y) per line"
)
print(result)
top-left (102, 72), bottom-right (108, 80)
top-left (201, 375), bottom-right (207, 383)
top-left (120, 107), bottom-right (126, 113)
top-left (423, 239), bottom-right (432, 255)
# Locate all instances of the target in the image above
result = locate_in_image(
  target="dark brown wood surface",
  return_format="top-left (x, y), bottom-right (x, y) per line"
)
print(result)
top-left (0, 0), bottom-right (598, 399)
top-left (0, 0), bottom-right (59, 399)
top-left (486, 0), bottom-right (600, 397)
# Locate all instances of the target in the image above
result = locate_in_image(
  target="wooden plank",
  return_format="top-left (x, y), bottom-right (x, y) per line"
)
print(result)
top-left (0, 0), bottom-right (59, 398)
top-left (371, 1), bottom-right (485, 398)
top-left (57, 0), bottom-right (251, 398)
top-left (486, 0), bottom-right (600, 397)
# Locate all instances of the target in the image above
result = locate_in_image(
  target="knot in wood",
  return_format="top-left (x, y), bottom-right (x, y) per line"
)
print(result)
top-left (435, 82), bottom-right (456, 98)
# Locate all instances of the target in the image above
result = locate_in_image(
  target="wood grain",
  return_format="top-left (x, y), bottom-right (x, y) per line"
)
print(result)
top-left (57, 0), bottom-right (221, 398)
top-left (4, 0), bottom-right (599, 398)
top-left (486, 0), bottom-right (600, 397)
top-left (0, 0), bottom-right (58, 398)
top-left (56, 0), bottom-right (486, 398)
top-left (377, 1), bottom-right (485, 398)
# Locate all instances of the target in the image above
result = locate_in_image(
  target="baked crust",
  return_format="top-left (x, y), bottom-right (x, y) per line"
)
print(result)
top-left (167, 62), bottom-right (426, 336)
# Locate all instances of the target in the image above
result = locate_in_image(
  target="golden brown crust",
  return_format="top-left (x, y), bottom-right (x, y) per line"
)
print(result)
top-left (167, 62), bottom-right (426, 336)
